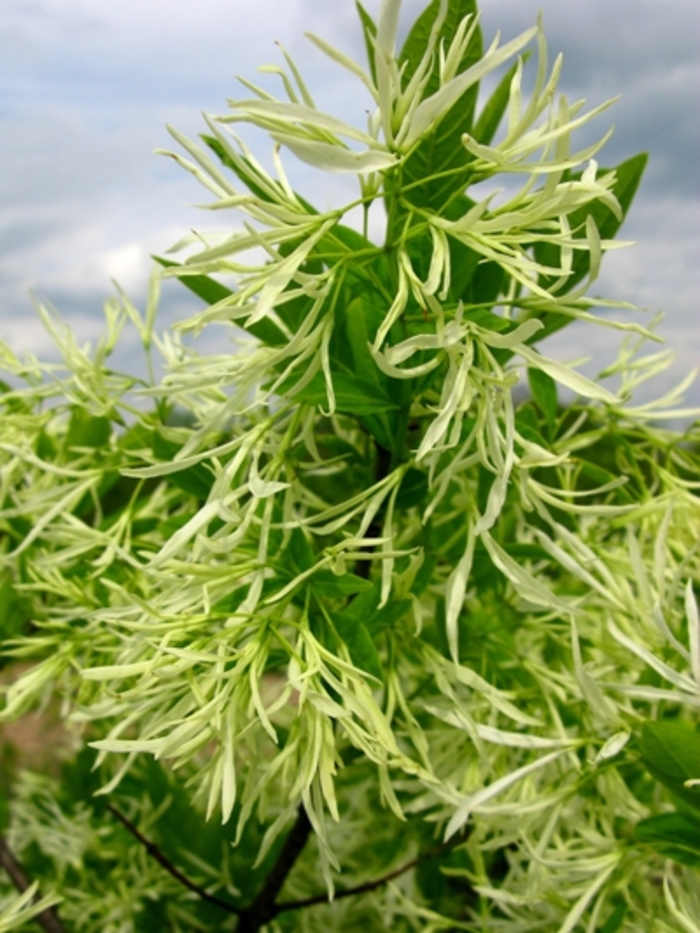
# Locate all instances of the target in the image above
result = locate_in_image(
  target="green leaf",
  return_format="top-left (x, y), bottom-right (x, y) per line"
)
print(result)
top-left (443, 202), bottom-right (508, 303)
top-left (398, 0), bottom-right (483, 214)
top-left (118, 423), bottom-right (153, 453)
top-left (477, 463), bottom-right (496, 515)
top-left (211, 583), bottom-right (249, 616)
top-left (640, 720), bottom-right (700, 811)
top-left (505, 544), bottom-right (550, 561)
top-left (333, 613), bottom-right (383, 681)
top-left (201, 134), bottom-right (319, 217)
top-left (575, 459), bottom-right (634, 503)
top-left (152, 431), bottom-right (214, 499)
top-left (395, 468), bottom-right (429, 510)
top-left (153, 256), bottom-right (288, 347)
top-left (0, 573), bottom-right (30, 642)
top-left (356, 2), bottom-right (378, 85)
top-left (412, 552), bottom-right (436, 598)
top-left (287, 527), bottom-right (315, 574)
top-left (435, 194), bottom-right (481, 300)
top-left (328, 224), bottom-right (392, 294)
top-left (36, 429), bottom-right (57, 461)
top-left (399, 0), bottom-right (480, 99)
top-left (311, 570), bottom-right (373, 598)
top-left (598, 904), bottom-right (627, 933)
top-left (65, 407), bottom-right (111, 450)
top-left (342, 296), bottom-right (385, 387)
top-left (154, 256), bottom-right (231, 304)
top-left (332, 282), bottom-right (400, 449)
top-left (201, 133), bottom-right (269, 200)
top-left (338, 579), bottom-right (413, 637)
top-left (528, 367), bottom-right (558, 434)
top-left (357, 413), bottom-right (395, 453)
top-left (633, 812), bottom-right (700, 868)
top-left (515, 403), bottom-right (548, 447)
top-left (279, 370), bottom-right (398, 415)
top-left (463, 305), bottom-right (510, 333)
top-left (472, 59), bottom-right (523, 146)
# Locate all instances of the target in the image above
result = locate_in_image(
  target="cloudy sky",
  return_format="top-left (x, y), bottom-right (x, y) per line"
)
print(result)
top-left (2, 0), bottom-right (698, 407)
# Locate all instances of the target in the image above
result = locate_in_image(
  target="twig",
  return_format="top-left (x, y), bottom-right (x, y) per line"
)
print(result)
top-left (0, 835), bottom-right (67, 933)
top-left (107, 803), bottom-right (469, 929)
top-left (106, 804), bottom-right (240, 915)
top-left (236, 806), bottom-right (312, 933)
top-left (275, 827), bottom-right (471, 912)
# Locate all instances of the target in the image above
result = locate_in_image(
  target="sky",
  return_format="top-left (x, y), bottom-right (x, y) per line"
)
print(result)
top-left (1, 0), bottom-right (699, 408)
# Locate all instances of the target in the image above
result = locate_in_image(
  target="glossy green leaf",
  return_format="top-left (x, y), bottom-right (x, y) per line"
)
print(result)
top-left (528, 367), bottom-right (558, 434)
top-left (576, 459), bottom-right (634, 502)
top-left (341, 296), bottom-right (385, 387)
top-left (463, 305), bottom-right (510, 332)
top-left (472, 59), bottom-right (523, 146)
top-left (65, 407), bottom-right (111, 450)
top-left (356, 1), bottom-right (378, 85)
top-left (279, 369), bottom-right (398, 415)
top-left (398, 0), bottom-right (482, 213)
top-left (333, 292), bottom-right (402, 450)
top-left (153, 256), bottom-right (288, 347)
top-left (201, 134), bottom-right (319, 217)
top-left (633, 812), bottom-right (700, 868)
top-left (640, 720), bottom-right (700, 811)
top-left (532, 153), bottom-right (648, 343)
top-left (287, 527), bottom-right (315, 574)
top-left (152, 431), bottom-right (214, 499)
top-left (333, 612), bottom-right (383, 681)
top-left (118, 423), bottom-right (153, 452)
top-left (311, 570), bottom-right (373, 598)
top-left (338, 579), bottom-right (411, 636)
top-left (35, 429), bottom-right (57, 461)
top-left (395, 467), bottom-right (429, 510)
top-left (400, 0), bottom-right (480, 100)
top-left (357, 413), bottom-right (395, 454)
top-left (598, 904), bottom-right (628, 933)
top-left (0, 573), bottom-right (29, 642)
top-left (515, 403), bottom-right (548, 447)
top-left (154, 256), bottom-right (231, 304)
top-left (453, 236), bottom-right (506, 304)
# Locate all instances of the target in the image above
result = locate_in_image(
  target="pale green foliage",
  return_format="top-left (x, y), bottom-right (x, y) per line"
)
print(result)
top-left (0, 882), bottom-right (62, 933)
top-left (1, 0), bottom-right (700, 930)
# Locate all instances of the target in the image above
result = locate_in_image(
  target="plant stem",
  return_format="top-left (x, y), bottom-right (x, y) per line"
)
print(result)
top-left (0, 835), bottom-right (67, 933)
top-left (106, 803), bottom-right (469, 928)
top-left (275, 827), bottom-right (471, 912)
top-left (236, 805), bottom-right (312, 933)
top-left (106, 804), bottom-right (240, 915)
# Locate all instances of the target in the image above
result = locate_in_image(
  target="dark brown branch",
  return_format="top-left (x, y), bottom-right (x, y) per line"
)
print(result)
top-left (276, 827), bottom-right (471, 912)
top-left (107, 802), bottom-right (468, 930)
top-left (0, 835), bottom-right (68, 933)
top-left (236, 805), bottom-right (312, 933)
top-left (106, 804), bottom-right (240, 915)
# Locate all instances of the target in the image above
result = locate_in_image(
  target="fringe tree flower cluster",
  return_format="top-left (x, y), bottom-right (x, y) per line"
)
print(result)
top-left (1, 0), bottom-right (699, 930)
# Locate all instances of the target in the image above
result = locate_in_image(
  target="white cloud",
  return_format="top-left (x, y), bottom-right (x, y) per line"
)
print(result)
top-left (1, 0), bottom-right (697, 405)
top-left (2, 312), bottom-right (106, 360)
